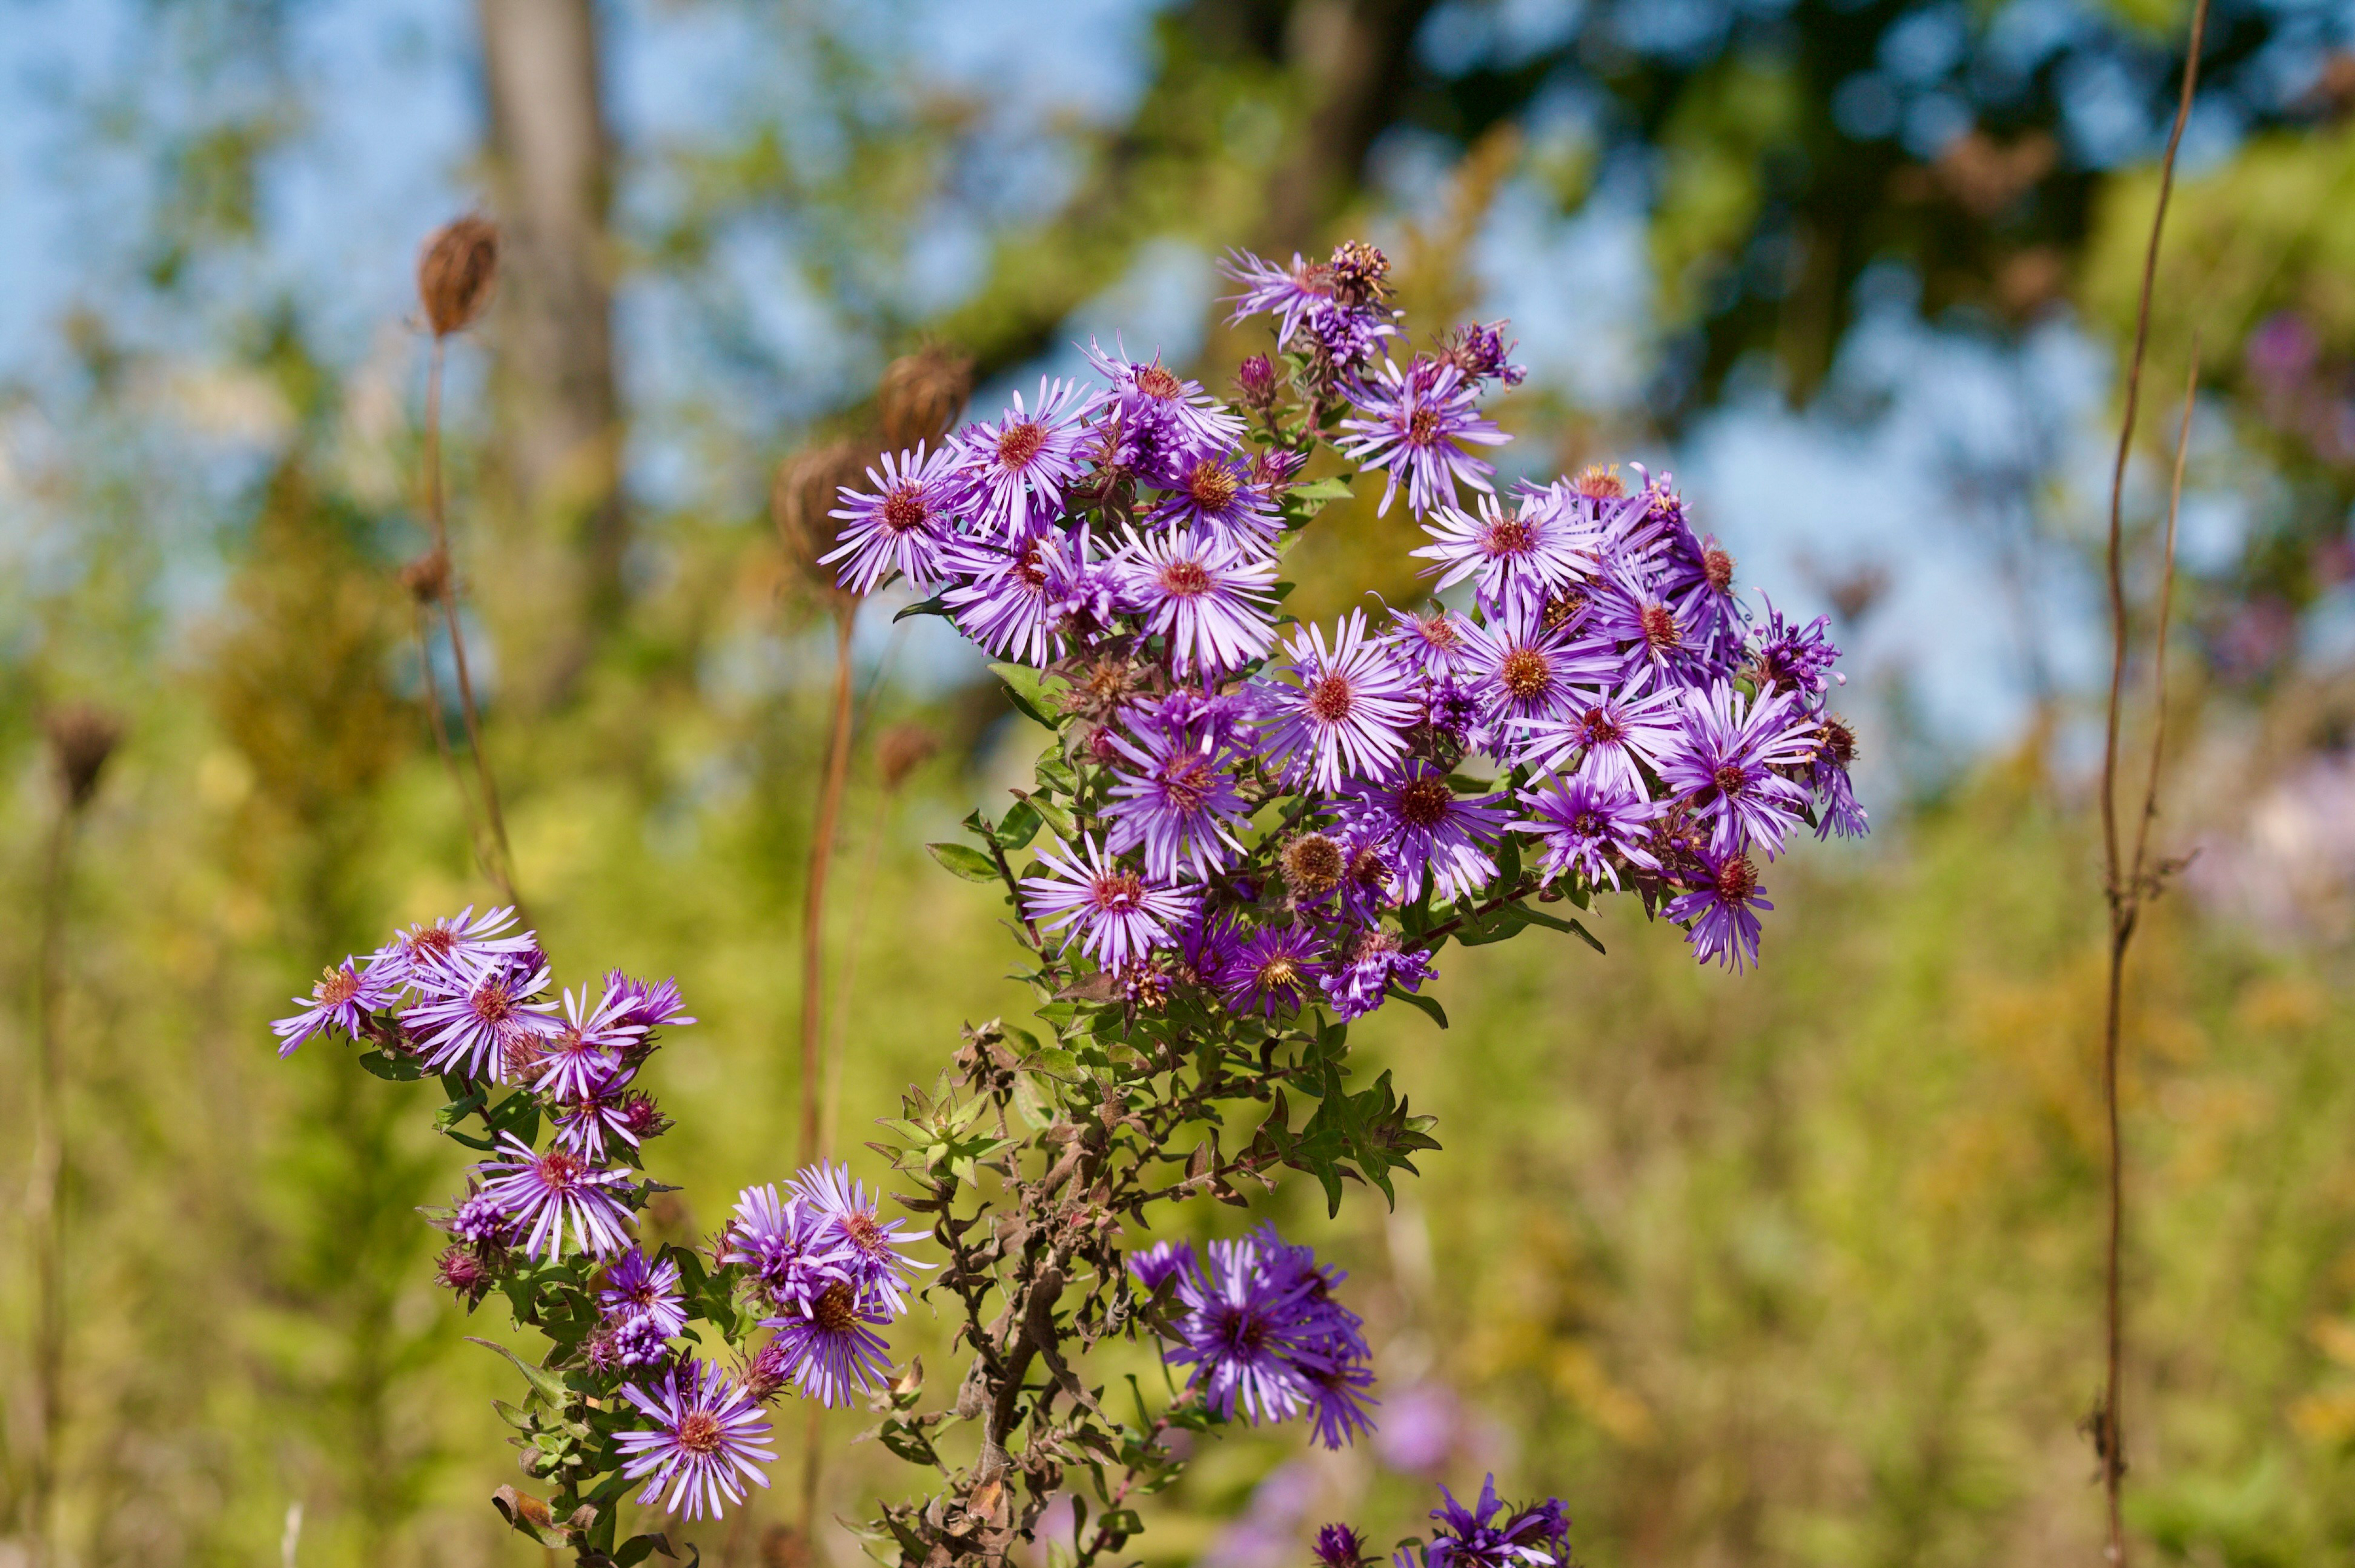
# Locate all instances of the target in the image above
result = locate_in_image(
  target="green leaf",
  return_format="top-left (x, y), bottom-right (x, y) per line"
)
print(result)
top-left (926, 842), bottom-right (999, 883)
top-left (989, 661), bottom-right (1064, 726)
top-left (996, 799), bottom-right (1044, 850)
top-left (467, 1336), bottom-right (570, 1409)
top-left (1288, 476), bottom-right (1356, 503)
top-left (893, 594), bottom-right (951, 623)
top-left (1390, 988), bottom-right (1448, 1030)
top-left (357, 1049), bottom-right (422, 1081)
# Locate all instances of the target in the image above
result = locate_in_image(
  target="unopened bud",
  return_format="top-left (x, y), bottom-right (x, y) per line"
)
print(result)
top-left (1234, 354), bottom-right (1277, 412)
top-left (417, 215), bottom-right (500, 337)
top-left (771, 439), bottom-right (869, 605)
top-left (877, 723), bottom-right (939, 792)
top-left (43, 703), bottom-right (123, 810)
top-left (877, 345), bottom-right (973, 448)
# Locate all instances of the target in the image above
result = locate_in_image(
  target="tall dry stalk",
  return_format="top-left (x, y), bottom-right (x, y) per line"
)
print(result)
top-left (2095, 4), bottom-right (2207, 1559)
top-left (24, 705), bottom-right (121, 1568)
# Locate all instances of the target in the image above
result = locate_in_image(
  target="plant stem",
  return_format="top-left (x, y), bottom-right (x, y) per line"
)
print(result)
top-left (2096, 6), bottom-right (2205, 1559)
top-left (422, 334), bottom-right (526, 920)
top-left (26, 796), bottom-right (80, 1568)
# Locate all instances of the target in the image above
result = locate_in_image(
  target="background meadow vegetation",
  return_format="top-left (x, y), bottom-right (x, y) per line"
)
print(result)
top-left (8, 1), bottom-right (2355, 1564)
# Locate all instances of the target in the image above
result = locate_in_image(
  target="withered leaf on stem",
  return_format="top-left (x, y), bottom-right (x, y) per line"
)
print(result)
top-left (418, 215), bottom-right (500, 337)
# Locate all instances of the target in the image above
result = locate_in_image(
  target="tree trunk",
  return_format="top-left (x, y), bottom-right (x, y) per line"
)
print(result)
top-left (476, 0), bottom-right (624, 703)
top-left (1259, 0), bottom-right (1439, 253)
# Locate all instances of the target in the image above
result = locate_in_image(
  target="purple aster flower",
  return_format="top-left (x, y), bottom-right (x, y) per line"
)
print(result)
top-left (552, 1072), bottom-right (671, 1163)
top-left (615, 1358), bottom-right (775, 1521)
top-left (1254, 611), bottom-right (1421, 792)
top-left (1454, 609), bottom-right (1619, 749)
top-left (1346, 765), bottom-right (1509, 905)
top-left (1020, 837), bottom-right (1198, 972)
top-left (272, 959), bottom-right (395, 1057)
top-left (1804, 714), bottom-right (1868, 839)
top-left (1411, 490), bottom-right (1594, 614)
top-left (761, 1279), bottom-right (894, 1407)
top-left (367, 905), bottom-right (534, 994)
top-left (603, 970), bottom-right (694, 1036)
top-left (1084, 338), bottom-right (1245, 452)
top-left (1147, 450), bottom-right (1283, 549)
top-left (1333, 829), bottom-right (1405, 921)
top-left (476, 1133), bottom-right (636, 1260)
top-left (1219, 922), bottom-right (1327, 1018)
top-left (447, 1187), bottom-right (511, 1247)
top-left (822, 441), bottom-right (969, 593)
top-left (1654, 681), bottom-right (1816, 859)
top-left (954, 377), bottom-right (1095, 537)
top-left (723, 1183), bottom-right (850, 1308)
top-left (1104, 723), bottom-right (1254, 882)
top-left (1221, 248), bottom-right (1399, 366)
top-left (1336, 358), bottom-right (1507, 517)
top-left (1320, 928), bottom-right (1436, 1022)
top-left (531, 982), bottom-right (644, 1102)
top-left (1118, 528), bottom-right (1277, 677)
top-left (1434, 321), bottom-right (1527, 388)
top-left (789, 1162), bottom-right (930, 1316)
top-left (1132, 683), bottom-right (1257, 752)
top-left (1129, 1239), bottom-right (1200, 1293)
top-left (401, 952), bottom-right (561, 1082)
top-left (1747, 590), bottom-right (1844, 703)
top-left (1667, 849), bottom-right (1772, 972)
top-left (1305, 1359), bottom-right (1381, 1450)
top-left (1512, 675), bottom-right (1684, 794)
top-left (1514, 774), bottom-right (1661, 890)
top-left (944, 531), bottom-right (1113, 667)
top-left (1164, 1233), bottom-right (1321, 1427)
top-left (1382, 605), bottom-right (1473, 679)
top-left (600, 1245), bottom-right (689, 1337)
top-left (1585, 563), bottom-right (1705, 687)
top-left (1418, 1477), bottom-right (1570, 1568)
top-left (1649, 489), bottom-right (1747, 664)
top-left (1316, 1524), bottom-right (1374, 1568)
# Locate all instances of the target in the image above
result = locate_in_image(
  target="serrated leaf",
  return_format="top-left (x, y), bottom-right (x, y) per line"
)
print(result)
top-left (926, 842), bottom-right (999, 882)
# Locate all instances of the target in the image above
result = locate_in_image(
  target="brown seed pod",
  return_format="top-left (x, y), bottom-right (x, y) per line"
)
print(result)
top-left (417, 215), bottom-right (500, 337)
top-left (43, 702), bottom-right (124, 809)
top-left (877, 344), bottom-right (974, 449)
top-left (398, 548), bottom-right (451, 605)
top-left (771, 438), bottom-right (870, 604)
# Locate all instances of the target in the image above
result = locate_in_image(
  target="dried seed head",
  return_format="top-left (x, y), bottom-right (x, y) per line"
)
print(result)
top-left (772, 438), bottom-right (869, 605)
top-left (398, 549), bottom-right (450, 605)
top-left (44, 703), bottom-right (123, 810)
top-left (417, 216), bottom-right (500, 337)
top-left (877, 345), bottom-right (974, 448)
top-left (877, 722), bottom-right (940, 791)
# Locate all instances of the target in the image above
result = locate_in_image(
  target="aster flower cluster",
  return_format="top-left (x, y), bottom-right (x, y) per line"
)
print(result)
top-left (272, 908), bottom-right (927, 1555)
top-left (1311, 1476), bottom-right (1571, 1568)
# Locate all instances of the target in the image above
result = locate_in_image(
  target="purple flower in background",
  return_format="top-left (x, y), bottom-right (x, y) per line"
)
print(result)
top-left (368, 905), bottom-right (534, 994)
top-left (1337, 358), bottom-right (1507, 517)
top-left (791, 1162), bottom-right (930, 1315)
top-left (1412, 490), bottom-right (1592, 614)
top-left (1419, 1477), bottom-right (1570, 1568)
top-left (762, 1280), bottom-right (894, 1407)
top-left (1513, 676), bottom-right (1683, 794)
top-left (1316, 1524), bottom-right (1374, 1568)
top-left (1164, 1226), bottom-right (1373, 1439)
top-left (1383, 605), bottom-right (1473, 679)
top-left (1667, 849), bottom-right (1771, 972)
top-left (1347, 764), bottom-right (1509, 905)
top-left (1376, 1382), bottom-right (1464, 1477)
top-left (1148, 451), bottom-right (1282, 549)
top-left (823, 441), bottom-right (969, 593)
top-left (1256, 611), bottom-right (1420, 792)
top-left (401, 952), bottom-right (561, 1082)
top-left (956, 377), bottom-right (1094, 536)
top-left (616, 1358), bottom-right (775, 1520)
top-left (1021, 837), bottom-right (1198, 972)
top-left (1220, 922), bottom-right (1327, 1018)
top-left (1129, 1239), bottom-right (1200, 1293)
top-left (1118, 528), bottom-right (1278, 677)
top-left (1516, 774), bottom-right (1660, 890)
top-left (1085, 339), bottom-right (1245, 452)
top-left (272, 959), bottom-right (394, 1057)
top-left (1321, 928), bottom-right (1436, 1022)
top-left (1655, 682), bottom-right (1815, 858)
top-left (600, 1245), bottom-right (689, 1338)
top-left (1104, 724), bottom-right (1254, 882)
top-left (723, 1183), bottom-right (849, 1308)
top-left (1455, 610), bottom-right (1618, 745)
top-left (1306, 1360), bottom-right (1381, 1449)
top-left (477, 1134), bottom-right (636, 1260)
top-left (532, 982), bottom-right (644, 1102)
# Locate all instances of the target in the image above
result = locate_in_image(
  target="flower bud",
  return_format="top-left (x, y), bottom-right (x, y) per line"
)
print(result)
top-left (43, 703), bottom-right (122, 810)
top-left (1234, 354), bottom-right (1277, 411)
top-left (417, 215), bottom-right (500, 337)
top-left (877, 345), bottom-right (973, 448)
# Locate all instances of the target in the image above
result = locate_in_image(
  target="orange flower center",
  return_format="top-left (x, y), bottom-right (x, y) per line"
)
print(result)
top-left (1397, 777), bottom-right (1453, 829)
top-left (1307, 674), bottom-right (1355, 723)
top-left (882, 484), bottom-right (929, 533)
top-left (996, 421), bottom-right (1046, 468)
top-left (1500, 647), bottom-right (1551, 701)
top-left (1187, 460), bottom-right (1239, 511)
top-left (1159, 559), bottom-right (1212, 598)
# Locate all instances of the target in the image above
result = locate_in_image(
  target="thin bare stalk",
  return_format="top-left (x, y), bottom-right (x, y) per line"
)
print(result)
top-left (2096, 6), bottom-right (2206, 1560)
top-left (2132, 349), bottom-right (2198, 888)
top-left (822, 789), bottom-right (893, 1164)
top-left (412, 598), bottom-right (499, 879)
top-left (422, 336), bottom-right (525, 918)
top-left (24, 806), bottom-right (72, 1568)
